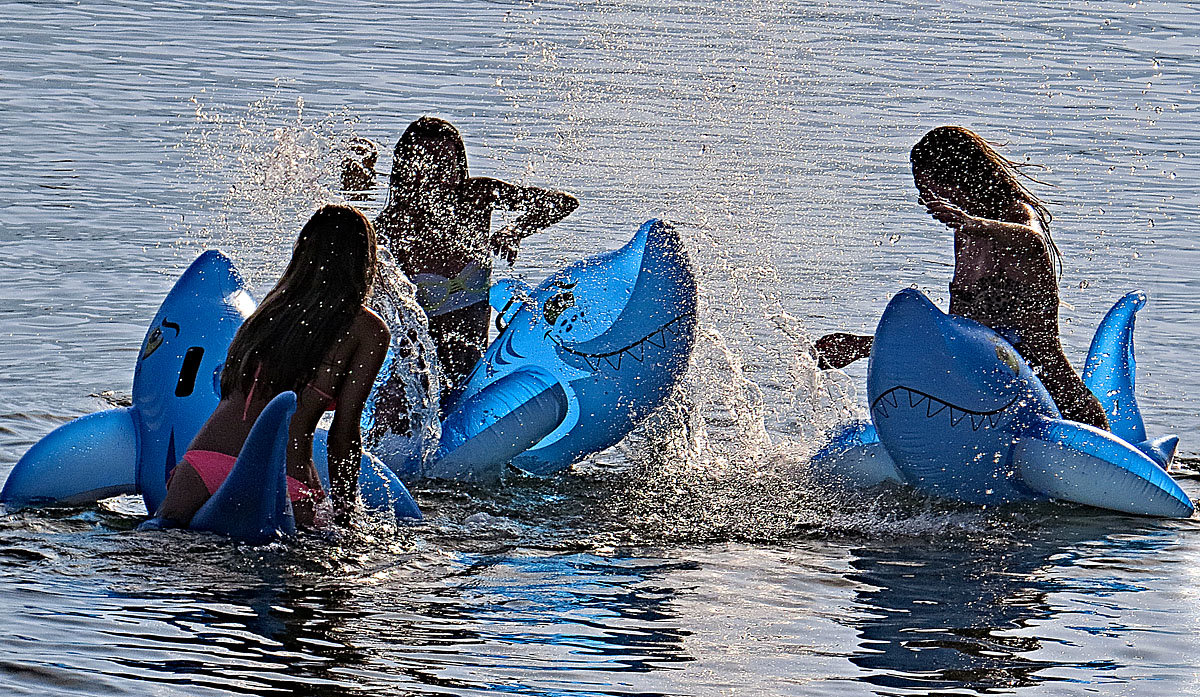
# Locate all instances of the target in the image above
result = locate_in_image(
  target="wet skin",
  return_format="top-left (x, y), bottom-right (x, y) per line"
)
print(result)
top-left (376, 137), bottom-right (578, 392)
top-left (816, 175), bottom-right (1109, 430)
top-left (156, 308), bottom-right (390, 527)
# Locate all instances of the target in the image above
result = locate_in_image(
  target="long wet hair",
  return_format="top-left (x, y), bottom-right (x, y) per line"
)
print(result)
top-left (221, 204), bottom-right (377, 399)
top-left (383, 116), bottom-right (469, 212)
top-left (910, 126), bottom-right (1062, 275)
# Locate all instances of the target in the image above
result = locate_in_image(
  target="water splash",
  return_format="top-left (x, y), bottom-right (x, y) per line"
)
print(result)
top-left (175, 92), bottom-right (442, 472)
top-left (496, 1), bottom-right (872, 540)
top-left (177, 89), bottom-right (371, 286)
top-left (363, 258), bottom-right (443, 469)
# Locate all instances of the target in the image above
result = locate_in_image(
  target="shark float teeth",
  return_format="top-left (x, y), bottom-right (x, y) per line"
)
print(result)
top-left (643, 330), bottom-right (668, 350)
top-left (558, 312), bottom-right (692, 372)
top-left (871, 386), bottom-right (1012, 431)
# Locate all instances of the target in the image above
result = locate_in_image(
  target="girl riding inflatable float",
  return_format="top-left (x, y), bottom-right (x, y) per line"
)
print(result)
top-left (816, 287), bottom-right (1190, 515)
top-left (2, 217), bottom-right (699, 536)
top-left (2, 208), bottom-right (422, 543)
top-left (813, 287), bottom-right (1191, 518)
top-left (812, 127), bottom-right (1190, 517)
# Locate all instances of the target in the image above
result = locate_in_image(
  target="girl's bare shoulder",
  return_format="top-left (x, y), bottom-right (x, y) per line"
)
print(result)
top-left (1014, 202), bottom-right (1045, 233)
top-left (352, 306), bottom-right (390, 343)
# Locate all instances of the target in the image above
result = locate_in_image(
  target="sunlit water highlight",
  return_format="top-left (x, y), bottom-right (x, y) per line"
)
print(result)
top-left (0, 0), bottom-right (1198, 695)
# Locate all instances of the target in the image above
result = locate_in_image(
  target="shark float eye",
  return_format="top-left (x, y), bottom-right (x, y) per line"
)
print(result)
top-left (994, 342), bottom-right (1022, 375)
top-left (141, 318), bottom-right (181, 360)
top-left (142, 327), bottom-right (163, 359)
top-left (543, 292), bottom-right (575, 325)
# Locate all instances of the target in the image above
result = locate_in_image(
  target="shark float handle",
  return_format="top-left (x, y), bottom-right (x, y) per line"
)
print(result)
top-left (812, 288), bottom-right (1192, 518)
top-left (387, 219), bottom-right (700, 483)
top-left (2, 251), bottom-right (421, 532)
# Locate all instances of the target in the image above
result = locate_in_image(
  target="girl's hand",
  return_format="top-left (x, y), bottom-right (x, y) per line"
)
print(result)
top-left (813, 333), bottom-right (873, 370)
top-left (491, 225), bottom-right (522, 265)
top-left (923, 198), bottom-right (977, 231)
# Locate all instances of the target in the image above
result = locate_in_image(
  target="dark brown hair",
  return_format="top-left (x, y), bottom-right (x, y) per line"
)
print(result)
top-left (221, 204), bottom-right (377, 398)
top-left (911, 126), bottom-right (1061, 275)
top-left (384, 116), bottom-right (468, 205)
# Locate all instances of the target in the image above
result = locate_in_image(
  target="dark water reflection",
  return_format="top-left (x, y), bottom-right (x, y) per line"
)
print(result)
top-left (847, 514), bottom-right (1200, 695)
top-left (2, 484), bottom-right (1200, 695)
top-left (0, 501), bottom-right (701, 696)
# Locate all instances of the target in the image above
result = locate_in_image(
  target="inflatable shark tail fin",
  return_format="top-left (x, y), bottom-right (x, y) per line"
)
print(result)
top-left (426, 368), bottom-right (569, 483)
top-left (1083, 291), bottom-right (1147, 443)
top-left (312, 431), bottom-right (422, 521)
top-left (1, 407), bottom-right (139, 508)
top-left (1015, 416), bottom-right (1192, 518)
top-left (190, 392), bottom-right (298, 543)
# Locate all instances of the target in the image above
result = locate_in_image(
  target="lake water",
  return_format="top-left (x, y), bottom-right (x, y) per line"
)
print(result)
top-left (1, 0), bottom-right (1198, 694)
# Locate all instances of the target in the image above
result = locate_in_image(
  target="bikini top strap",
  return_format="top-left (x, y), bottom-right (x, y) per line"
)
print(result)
top-left (306, 382), bottom-right (336, 403)
top-left (242, 363), bottom-right (263, 422)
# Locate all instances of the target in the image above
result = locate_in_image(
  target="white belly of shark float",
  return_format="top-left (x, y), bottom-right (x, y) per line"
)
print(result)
top-left (387, 219), bottom-right (699, 483)
top-left (813, 288), bottom-right (1193, 518)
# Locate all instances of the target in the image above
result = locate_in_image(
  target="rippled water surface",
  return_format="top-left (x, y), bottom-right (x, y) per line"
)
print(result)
top-left (1, 0), bottom-right (1199, 694)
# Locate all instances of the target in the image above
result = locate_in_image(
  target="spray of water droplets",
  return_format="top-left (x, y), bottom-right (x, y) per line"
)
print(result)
top-left (495, 1), bottom-right (877, 539)
top-left (363, 259), bottom-right (443, 469)
top-left (180, 90), bottom-right (366, 284)
top-left (177, 91), bottom-right (442, 472)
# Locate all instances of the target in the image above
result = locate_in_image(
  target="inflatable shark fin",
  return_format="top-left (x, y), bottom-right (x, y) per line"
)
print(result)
top-left (190, 392), bottom-right (298, 543)
top-left (1, 407), bottom-right (140, 508)
top-left (1082, 291), bottom-right (1147, 444)
top-left (1014, 415), bottom-right (1192, 518)
top-left (426, 368), bottom-right (569, 483)
top-left (312, 430), bottom-right (422, 521)
top-left (810, 420), bottom-right (904, 488)
top-left (357, 452), bottom-right (422, 521)
top-left (1133, 434), bottom-right (1179, 470)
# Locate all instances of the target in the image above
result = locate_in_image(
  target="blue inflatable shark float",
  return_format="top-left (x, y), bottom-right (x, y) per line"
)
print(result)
top-left (2, 251), bottom-right (421, 541)
top-left (812, 288), bottom-right (1192, 518)
top-left (388, 219), bottom-right (699, 483)
top-left (180, 390), bottom-right (299, 544)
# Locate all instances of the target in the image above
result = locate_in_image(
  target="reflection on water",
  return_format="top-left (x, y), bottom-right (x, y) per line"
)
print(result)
top-left (2, 483), bottom-right (1200, 695)
top-left (851, 527), bottom-right (1074, 693)
top-left (848, 514), bottom-right (1200, 695)
top-left (0, 504), bottom-right (701, 696)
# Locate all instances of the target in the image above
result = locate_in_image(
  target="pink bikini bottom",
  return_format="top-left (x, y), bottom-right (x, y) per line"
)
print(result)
top-left (180, 450), bottom-right (324, 504)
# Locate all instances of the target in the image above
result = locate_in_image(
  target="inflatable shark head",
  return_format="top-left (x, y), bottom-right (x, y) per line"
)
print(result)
top-left (868, 288), bottom-right (1059, 503)
top-left (848, 288), bottom-right (1191, 517)
top-left (133, 251), bottom-right (255, 509)
top-left (428, 219), bottom-right (698, 480)
top-left (537, 220), bottom-right (696, 376)
top-left (1, 251), bottom-right (254, 512)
